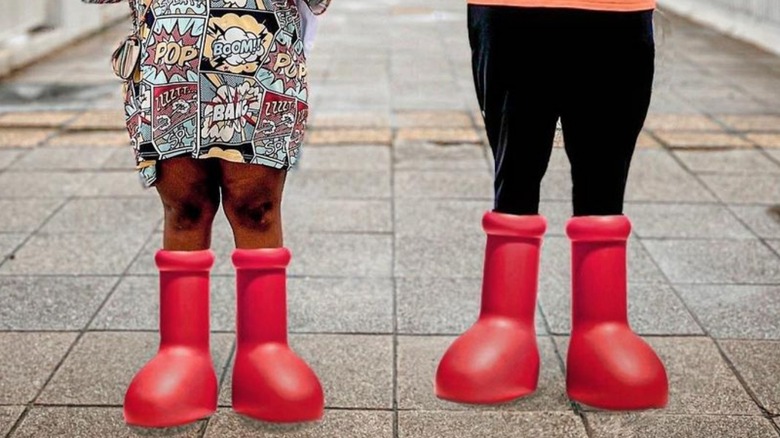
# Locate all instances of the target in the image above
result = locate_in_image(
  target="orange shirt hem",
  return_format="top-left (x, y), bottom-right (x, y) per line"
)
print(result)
top-left (467, 0), bottom-right (656, 12)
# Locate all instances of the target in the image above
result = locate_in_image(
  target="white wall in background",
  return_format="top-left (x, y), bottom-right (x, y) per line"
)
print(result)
top-left (0, 0), bottom-right (128, 76)
top-left (659, 0), bottom-right (780, 56)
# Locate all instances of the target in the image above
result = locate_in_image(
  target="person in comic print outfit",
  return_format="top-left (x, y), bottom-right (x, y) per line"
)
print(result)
top-left (83, 0), bottom-right (331, 428)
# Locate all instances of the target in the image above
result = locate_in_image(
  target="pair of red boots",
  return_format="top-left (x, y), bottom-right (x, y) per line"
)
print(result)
top-left (123, 248), bottom-right (324, 427)
top-left (436, 212), bottom-right (669, 410)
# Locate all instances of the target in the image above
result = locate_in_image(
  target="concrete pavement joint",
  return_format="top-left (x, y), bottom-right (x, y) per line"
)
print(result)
top-left (637, 237), bottom-right (779, 430)
top-left (2, 227), bottom-right (158, 438)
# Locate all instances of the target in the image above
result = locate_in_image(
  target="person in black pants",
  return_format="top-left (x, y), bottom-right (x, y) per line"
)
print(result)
top-left (435, 7), bottom-right (669, 411)
top-left (472, 7), bottom-right (655, 216)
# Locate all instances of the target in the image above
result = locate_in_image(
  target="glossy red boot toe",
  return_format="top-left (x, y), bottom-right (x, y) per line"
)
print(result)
top-left (123, 250), bottom-right (218, 427)
top-left (124, 349), bottom-right (218, 427)
top-left (233, 343), bottom-right (324, 422)
top-left (566, 216), bottom-right (669, 410)
top-left (567, 324), bottom-right (668, 410)
top-left (435, 317), bottom-right (539, 403)
top-left (231, 248), bottom-right (324, 423)
top-left (435, 212), bottom-right (546, 404)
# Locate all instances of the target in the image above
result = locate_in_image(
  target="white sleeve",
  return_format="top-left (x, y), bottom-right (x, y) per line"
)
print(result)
top-left (297, 0), bottom-right (320, 56)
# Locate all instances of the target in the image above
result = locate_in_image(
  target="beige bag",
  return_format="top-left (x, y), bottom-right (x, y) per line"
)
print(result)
top-left (110, 0), bottom-right (150, 80)
top-left (111, 34), bottom-right (142, 80)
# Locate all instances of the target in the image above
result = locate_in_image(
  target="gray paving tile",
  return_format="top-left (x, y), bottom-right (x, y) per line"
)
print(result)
top-left (38, 332), bottom-right (233, 405)
top-left (0, 233), bottom-right (25, 259)
top-left (12, 407), bottom-right (202, 437)
top-left (286, 233), bottom-right (393, 277)
top-left (13, 147), bottom-right (115, 170)
top-left (396, 277), bottom-right (548, 335)
top-left (395, 198), bottom-right (490, 237)
top-left (219, 335), bottom-right (393, 409)
top-left (540, 236), bottom-right (666, 285)
top-left (538, 201), bottom-right (572, 236)
top-left (283, 198), bottom-right (392, 233)
top-left (101, 147), bottom-right (137, 170)
top-left (556, 337), bottom-right (759, 414)
top-left (0, 150), bottom-right (22, 169)
top-left (0, 232), bottom-right (148, 275)
top-left (0, 199), bottom-right (61, 232)
top-left (642, 239), bottom-right (780, 284)
top-left (395, 233), bottom-right (484, 278)
top-left (297, 145), bottom-right (391, 171)
top-left (75, 172), bottom-right (152, 197)
top-left (394, 142), bottom-right (488, 171)
top-left (700, 173), bottom-right (780, 204)
top-left (286, 170), bottom-right (391, 199)
top-left (538, 170), bottom-right (574, 202)
top-left (547, 146), bottom-right (570, 172)
top-left (394, 170), bottom-right (493, 199)
top-left (398, 411), bottom-right (588, 438)
top-left (397, 336), bottom-right (570, 411)
top-left (0, 276), bottom-right (116, 330)
top-left (0, 171), bottom-right (91, 199)
top-left (673, 149), bottom-right (780, 174)
top-left (289, 277), bottom-right (393, 333)
top-left (676, 285), bottom-right (780, 339)
top-left (765, 148), bottom-right (780, 163)
top-left (204, 409), bottom-right (393, 438)
top-left (540, 281), bottom-right (702, 336)
top-left (625, 150), bottom-right (716, 202)
top-left (0, 406), bottom-right (24, 437)
top-left (588, 413), bottom-right (777, 438)
top-left (625, 203), bottom-right (753, 239)
top-left (721, 340), bottom-right (780, 415)
top-left (770, 240), bottom-right (780, 255)
top-left (90, 276), bottom-right (234, 332)
top-left (730, 205), bottom-right (780, 238)
top-left (0, 332), bottom-right (77, 404)
top-left (41, 198), bottom-right (161, 234)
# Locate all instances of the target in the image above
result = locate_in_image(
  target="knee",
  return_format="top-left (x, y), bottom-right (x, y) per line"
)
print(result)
top-left (223, 190), bottom-right (281, 232)
top-left (162, 193), bottom-right (220, 231)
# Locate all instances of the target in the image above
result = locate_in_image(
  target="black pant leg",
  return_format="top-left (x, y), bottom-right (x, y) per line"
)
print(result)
top-left (559, 10), bottom-right (656, 216)
top-left (469, 6), bottom-right (560, 216)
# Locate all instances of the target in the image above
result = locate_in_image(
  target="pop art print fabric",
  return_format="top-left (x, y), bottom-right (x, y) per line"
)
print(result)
top-left (88, 0), bottom-right (310, 187)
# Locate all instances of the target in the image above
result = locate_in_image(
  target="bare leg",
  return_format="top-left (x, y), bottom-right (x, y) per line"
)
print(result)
top-left (218, 161), bottom-right (287, 249)
top-left (155, 157), bottom-right (221, 251)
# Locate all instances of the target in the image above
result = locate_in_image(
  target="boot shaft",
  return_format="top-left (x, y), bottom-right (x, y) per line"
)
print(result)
top-left (155, 250), bottom-right (214, 349)
top-left (233, 248), bottom-right (291, 345)
top-left (480, 212), bottom-right (546, 320)
top-left (567, 216), bottom-right (631, 328)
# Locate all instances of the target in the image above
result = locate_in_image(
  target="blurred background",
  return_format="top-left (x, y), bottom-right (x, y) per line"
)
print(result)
top-left (0, 0), bottom-right (779, 437)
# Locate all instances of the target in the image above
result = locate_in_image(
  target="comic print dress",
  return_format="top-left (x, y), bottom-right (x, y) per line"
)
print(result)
top-left (91, 0), bottom-right (311, 187)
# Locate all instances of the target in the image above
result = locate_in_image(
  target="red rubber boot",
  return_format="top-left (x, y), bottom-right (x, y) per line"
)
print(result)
top-left (435, 212), bottom-right (546, 404)
top-left (231, 248), bottom-right (324, 423)
top-left (566, 216), bottom-right (668, 410)
top-left (124, 250), bottom-right (218, 427)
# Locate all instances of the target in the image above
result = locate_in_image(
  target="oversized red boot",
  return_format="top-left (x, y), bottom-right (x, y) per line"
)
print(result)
top-left (435, 212), bottom-right (546, 404)
top-left (231, 248), bottom-right (324, 422)
top-left (124, 250), bottom-right (218, 427)
top-left (566, 216), bottom-right (668, 410)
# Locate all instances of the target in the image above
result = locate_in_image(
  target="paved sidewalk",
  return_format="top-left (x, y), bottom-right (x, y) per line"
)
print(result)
top-left (1, 1), bottom-right (780, 437)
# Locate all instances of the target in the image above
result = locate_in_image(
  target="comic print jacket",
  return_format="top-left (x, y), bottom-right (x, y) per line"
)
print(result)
top-left (83, 0), bottom-right (317, 187)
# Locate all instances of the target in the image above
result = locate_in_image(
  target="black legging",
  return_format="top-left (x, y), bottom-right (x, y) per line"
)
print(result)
top-left (469, 6), bottom-right (656, 216)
